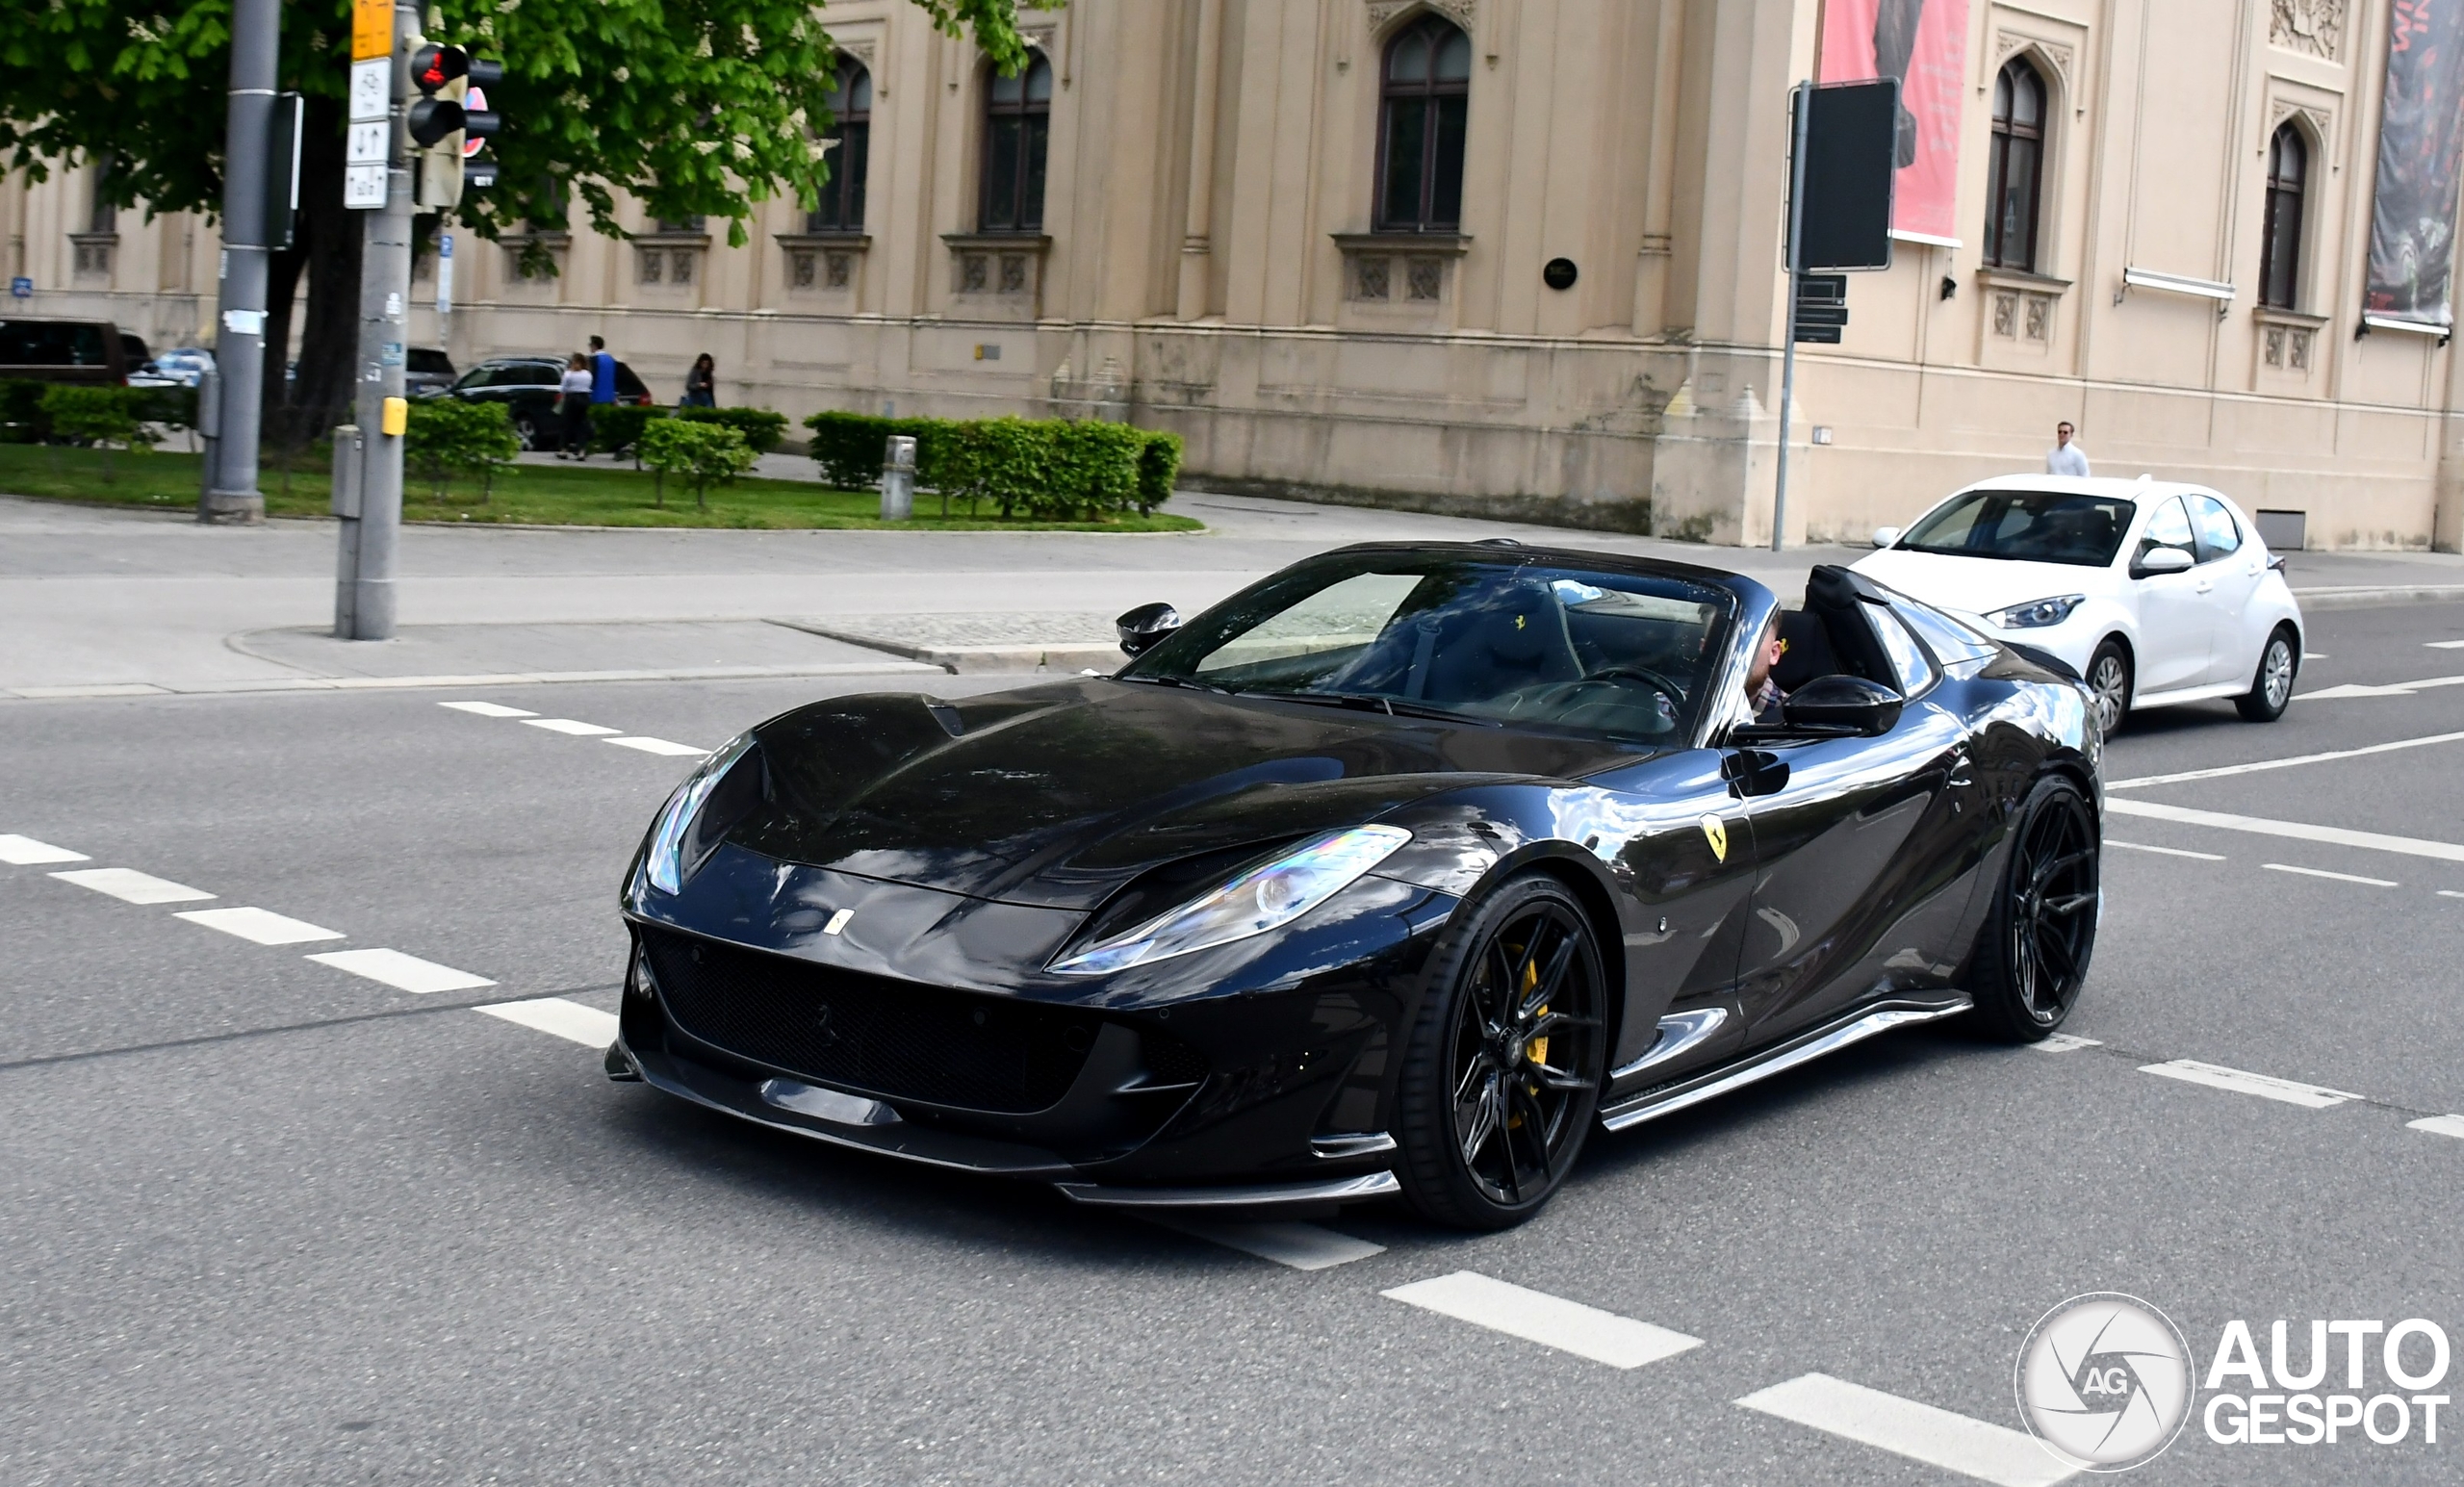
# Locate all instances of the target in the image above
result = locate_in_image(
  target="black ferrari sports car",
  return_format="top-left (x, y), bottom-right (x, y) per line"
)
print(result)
top-left (608, 544), bottom-right (2102, 1228)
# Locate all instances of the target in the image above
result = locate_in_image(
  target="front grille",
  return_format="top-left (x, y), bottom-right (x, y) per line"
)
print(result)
top-left (640, 928), bottom-right (1099, 1114)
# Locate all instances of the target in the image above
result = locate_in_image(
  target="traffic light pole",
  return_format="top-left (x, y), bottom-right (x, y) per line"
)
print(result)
top-left (199, 0), bottom-right (279, 525)
top-left (1772, 80), bottom-right (1811, 554)
top-left (335, 0), bottom-right (415, 639)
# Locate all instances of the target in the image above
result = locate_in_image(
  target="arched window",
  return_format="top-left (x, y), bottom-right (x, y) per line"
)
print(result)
top-left (809, 61), bottom-right (872, 232)
top-left (981, 51), bottom-right (1052, 233)
top-left (2261, 123), bottom-right (2307, 310)
top-left (1375, 14), bottom-right (1471, 233)
top-left (1984, 60), bottom-right (2045, 270)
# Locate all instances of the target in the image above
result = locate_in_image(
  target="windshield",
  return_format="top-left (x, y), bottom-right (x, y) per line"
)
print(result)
top-left (1121, 552), bottom-right (1734, 744)
top-left (1898, 489), bottom-right (2135, 567)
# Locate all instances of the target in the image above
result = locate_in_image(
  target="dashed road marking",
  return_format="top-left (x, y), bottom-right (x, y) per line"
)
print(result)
top-left (50, 867), bottom-right (215, 905)
top-left (477, 996), bottom-right (618, 1045)
top-left (2106, 840), bottom-right (2223, 860)
top-left (2263, 862), bottom-right (2397, 887)
top-left (2428, 640), bottom-right (2464, 650)
top-left (174, 907), bottom-right (346, 945)
top-left (522, 718), bottom-right (623, 736)
top-left (438, 700), bottom-right (536, 718)
top-left (1735, 1372), bottom-right (2075, 1487)
top-left (2140, 1059), bottom-right (2360, 1109)
top-left (2105, 730), bottom-right (2464, 790)
top-left (2410, 1115), bottom-right (2464, 1140)
top-left (1152, 1218), bottom-right (1385, 1271)
top-left (2300, 673), bottom-right (2464, 701)
top-left (2029, 1034), bottom-right (2101, 1053)
top-left (308, 948), bottom-right (496, 994)
top-left (605, 736), bottom-right (709, 756)
top-left (2106, 799), bottom-right (2464, 864)
top-left (2441, 890), bottom-right (2464, 900)
top-left (0, 833), bottom-right (89, 865)
top-left (1380, 1271), bottom-right (1702, 1369)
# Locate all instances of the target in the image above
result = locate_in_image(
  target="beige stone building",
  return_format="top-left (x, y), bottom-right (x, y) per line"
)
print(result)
top-left (9, 0), bottom-right (2463, 551)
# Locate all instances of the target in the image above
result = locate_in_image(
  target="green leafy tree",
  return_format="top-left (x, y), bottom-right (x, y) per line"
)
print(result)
top-left (0, 0), bottom-right (1034, 449)
top-left (403, 397), bottom-right (519, 501)
top-left (638, 416), bottom-right (756, 510)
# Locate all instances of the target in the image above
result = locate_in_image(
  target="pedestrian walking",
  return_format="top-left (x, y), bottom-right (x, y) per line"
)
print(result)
top-left (681, 352), bottom-right (717, 408)
top-left (588, 335), bottom-right (617, 406)
top-left (2045, 421), bottom-right (2091, 477)
top-left (556, 352), bottom-right (595, 459)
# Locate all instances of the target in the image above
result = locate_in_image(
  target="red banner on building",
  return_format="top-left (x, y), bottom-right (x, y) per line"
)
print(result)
top-left (2367, 0), bottom-right (2464, 327)
top-left (1820, 0), bottom-right (1971, 245)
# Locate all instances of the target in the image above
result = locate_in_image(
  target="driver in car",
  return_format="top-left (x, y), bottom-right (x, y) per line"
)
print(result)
top-left (1746, 614), bottom-right (1788, 724)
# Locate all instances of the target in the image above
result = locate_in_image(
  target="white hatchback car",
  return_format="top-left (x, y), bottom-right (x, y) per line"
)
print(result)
top-left (1853, 475), bottom-right (2303, 733)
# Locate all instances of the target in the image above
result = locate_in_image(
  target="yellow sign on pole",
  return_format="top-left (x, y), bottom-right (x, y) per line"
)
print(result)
top-left (351, 0), bottom-right (393, 62)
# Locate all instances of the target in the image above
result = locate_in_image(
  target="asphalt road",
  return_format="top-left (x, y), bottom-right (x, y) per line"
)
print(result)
top-left (6, 602), bottom-right (2464, 1485)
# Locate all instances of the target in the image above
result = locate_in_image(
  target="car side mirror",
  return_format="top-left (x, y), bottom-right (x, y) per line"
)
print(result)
top-left (1116, 602), bottom-right (1181, 656)
top-left (1781, 674), bottom-right (1905, 736)
top-left (2135, 546), bottom-right (2194, 577)
top-left (1871, 526), bottom-right (1901, 549)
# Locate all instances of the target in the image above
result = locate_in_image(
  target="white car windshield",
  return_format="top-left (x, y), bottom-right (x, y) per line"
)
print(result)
top-left (1898, 490), bottom-right (2136, 567)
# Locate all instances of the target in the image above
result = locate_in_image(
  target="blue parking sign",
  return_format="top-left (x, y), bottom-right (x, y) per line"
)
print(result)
top-left (8, 276), bottom-right (30, 298)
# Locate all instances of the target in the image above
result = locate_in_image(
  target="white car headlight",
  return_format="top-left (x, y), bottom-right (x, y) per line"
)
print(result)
top-left (643, 731), bottom-right (758, 895)
top-left (1991, 594), bottom-right (2087, 629)
top-left (1049, 825), bottom-right (1413, 976)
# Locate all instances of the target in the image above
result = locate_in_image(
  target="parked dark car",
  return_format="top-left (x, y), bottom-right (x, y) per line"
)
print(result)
top-left (404, 347), bottom-right (456, 397)
top-left (425, 355), bottom-right (651, 449)
top-left (0, 318), bottom-right (136, 384)
top-left (610, 550), bottom-right (2105, 1229)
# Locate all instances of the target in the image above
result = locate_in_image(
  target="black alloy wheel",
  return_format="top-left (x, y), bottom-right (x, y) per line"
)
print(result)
top-left (1968, 775), bottom-right (2100, 1040)
top-left (2085, 640), bottom-right (2131, 737)
top-left (2235, 627), bottom-right (2297, 722)
top-left (1395, 874), bottom-right (1606, 1229)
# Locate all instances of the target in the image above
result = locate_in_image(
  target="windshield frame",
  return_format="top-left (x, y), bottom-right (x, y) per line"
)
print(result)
top-left (1895, 488), bottom-right (2140, 568)
top-left (1117, 549), bottom-right (1747, 752)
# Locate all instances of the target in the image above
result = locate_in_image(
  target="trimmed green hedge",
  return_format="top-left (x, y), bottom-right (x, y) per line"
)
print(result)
top-left (801, 408), bottom-right (1181, 519)
top-left (675, 404), bottom-right (788, 454)
top-left (0, 380), bottom-right (51, 444)
top-left (587, 403), bottom-right (666, 460)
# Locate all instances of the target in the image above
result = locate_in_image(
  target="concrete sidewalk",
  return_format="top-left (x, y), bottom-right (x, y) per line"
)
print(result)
top-left (4, 487), bottom-right (2458, 698)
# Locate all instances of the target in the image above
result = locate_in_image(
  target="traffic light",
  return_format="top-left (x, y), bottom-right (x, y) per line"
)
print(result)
top-left (409, 43), bottom-right (503, 210)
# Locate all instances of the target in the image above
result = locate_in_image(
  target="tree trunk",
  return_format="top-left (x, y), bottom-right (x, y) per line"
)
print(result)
top-left (263, 96), bottom-right (363, 449)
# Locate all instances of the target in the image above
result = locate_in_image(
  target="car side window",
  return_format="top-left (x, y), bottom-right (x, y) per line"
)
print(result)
top-left (2137, 497), bottom-right (2194, 563)
top-left (1864, 603), bottom-right (1937, 698)
top-left (2192, 496), bottom-right (2242, 562)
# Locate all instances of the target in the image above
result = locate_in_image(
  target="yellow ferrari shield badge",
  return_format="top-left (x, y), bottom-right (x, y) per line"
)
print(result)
top-left (1699, 813), bottom-right (1729, 863)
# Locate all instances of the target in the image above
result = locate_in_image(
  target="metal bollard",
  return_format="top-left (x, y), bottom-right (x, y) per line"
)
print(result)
top-left (880, 434), bottom-right (916, 522)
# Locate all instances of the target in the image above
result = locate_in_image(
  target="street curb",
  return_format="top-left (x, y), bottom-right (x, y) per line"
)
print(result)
top-left (767, 620), bottom-right (1120, 675)
top-left (1, 660), bottom-right (942, 703)
top-left (2292, 584), bottom-right (2464, 610)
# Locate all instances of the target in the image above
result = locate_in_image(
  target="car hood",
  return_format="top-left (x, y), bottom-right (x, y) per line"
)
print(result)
top-left (1852, 549), bottom-right (2116, 616)
top-left (726, 679), bottom-right (1644, 910)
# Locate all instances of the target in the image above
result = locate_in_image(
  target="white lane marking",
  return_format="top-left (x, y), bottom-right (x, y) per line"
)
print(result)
top-left (2442, 890), bottom-right (2464, 900)
top-left (2029, 1034), bottom-right (2101, 1054)
top-left (477, 997), bottom-right (618, 1046)
top-left (439, 700), bottom-right (536, 717)
top-left (2106, 799), bottom-right (2464, 864)
top-left (2105, 729), bottom-right (2464, 790)
top-left (1152, 1218), bottom-right (1386, 1271)
top-left (2304, 652), bottom-right (2328, 659)
top-left (2427, 641), bottom-right (2464, 650)
top-left (604, 736), bottom-right (709, 756)
top-left (307, 948), bottom-right (496, 994)
top-left (1380, 1271), bottom-right (1702, 1369)
top-left (0, 833), bottom-right (89, 864)
top-left (522, 718), bottom-right (622, 736)
top-left (2410, 1115), bottom-right (2464, 1140)
top-left (2300, 674), bottom-right (2464, 701)
top-left (2106, 839), bottom-right (2224, 860)
top-left (2263, 862), bottom-right (2398, 887)
top-left (49, 867), bottom-right (216, 905)
top-left (2140, 1059), bottom-right (2360, 1109)
top-left (174, 907), bottom-right (346, 945)
top-left (1735, 1373), bottom-right (2076, 1487)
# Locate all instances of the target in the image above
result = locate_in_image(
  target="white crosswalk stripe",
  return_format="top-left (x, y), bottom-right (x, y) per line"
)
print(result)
top-left (476, 997), bottom-right (619, 1046)
top-left (437, 700), bottom-right (536, 717)
top-left (604, 736), bottom-right (710, 756)
top-left (50, 867), bottom-right (215, 904)
top-left (2140, 1059), bottom-right (2359, 1109)
top-left (174, 907), bottom-right (346, 945)
top-left (1381, 1271), bottom-right (1701, 1369)
top-left (308, 948), bottom-right (496, 994)
top-left (2409, 1115), bottom-right (2464, 1140)
top-left (1736, 1372), bottom-right (2075, 1487)
top-left (522, 718), bottom-right (623, 736)
top-left (2028, 1034), bottom-right (2100, 1054)
top-left (0, 833), bottom-right (89, 865)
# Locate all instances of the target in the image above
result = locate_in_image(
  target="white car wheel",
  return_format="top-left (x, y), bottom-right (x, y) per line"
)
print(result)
top-left (2235, 628), bottom-right (2297, 723)
top-left (2086, 641), bottom-right (2131, 736)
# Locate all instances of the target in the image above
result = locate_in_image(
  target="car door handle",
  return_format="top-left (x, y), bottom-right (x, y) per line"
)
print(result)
top-left (2194, 580), bottom-right (2214, 594)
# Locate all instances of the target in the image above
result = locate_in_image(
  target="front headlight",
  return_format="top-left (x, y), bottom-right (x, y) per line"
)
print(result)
top-left (1049, 825), bottom-right (1412, 976)
top-left (1991, 594), bottom-right (2087, 629)
top-left (642, 731), bottom-right (758, 895)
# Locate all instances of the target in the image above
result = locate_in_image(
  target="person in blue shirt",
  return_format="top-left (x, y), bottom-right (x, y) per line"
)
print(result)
top-left (588, 336), bottom-right (616, 405)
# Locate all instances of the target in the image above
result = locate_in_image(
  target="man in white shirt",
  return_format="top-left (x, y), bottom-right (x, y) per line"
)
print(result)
top-left (2045, 422), bottom-right (2091, 477)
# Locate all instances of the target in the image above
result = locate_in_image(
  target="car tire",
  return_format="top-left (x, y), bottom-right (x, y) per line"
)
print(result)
top-left (1393, 872), bottom-right (1607, 1230)
top-left (2085, 640), bottom-right (2131, 737)
top-left (2235, 627), bottom-right (2298, 722)
top-left (1965, 775), bottom-right (2099, 1042)
top-left (513, 414), bottom-right (543, 452)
